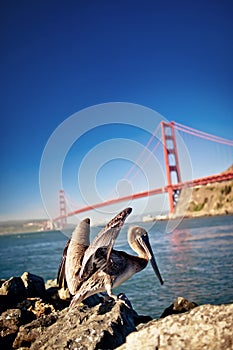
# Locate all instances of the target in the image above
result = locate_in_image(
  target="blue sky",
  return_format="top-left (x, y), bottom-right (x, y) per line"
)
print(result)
top-left (1, 0), bottom-right (233, 222)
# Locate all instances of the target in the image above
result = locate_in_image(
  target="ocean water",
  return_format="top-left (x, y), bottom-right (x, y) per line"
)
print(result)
top-left (0, 215), bottom-right (233, 318)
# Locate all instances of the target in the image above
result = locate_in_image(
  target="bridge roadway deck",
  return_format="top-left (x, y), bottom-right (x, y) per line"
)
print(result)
top-left (54, 171), bottom-right (233, 221)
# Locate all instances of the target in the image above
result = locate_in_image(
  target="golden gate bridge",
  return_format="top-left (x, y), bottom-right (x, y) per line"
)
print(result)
top-left (54, 121), bottom-right (233, 228)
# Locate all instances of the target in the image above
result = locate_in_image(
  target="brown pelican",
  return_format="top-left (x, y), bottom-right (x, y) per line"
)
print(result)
top-left (58, 207), bottom-right (132, 300)
top-left (70, 223), bottom-right (163, 307)
top-left (57, 217), bottom-right (90, 294)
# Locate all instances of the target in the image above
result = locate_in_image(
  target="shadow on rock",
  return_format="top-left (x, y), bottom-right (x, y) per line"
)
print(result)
top-left (29, 301), bottom-right (138, 350)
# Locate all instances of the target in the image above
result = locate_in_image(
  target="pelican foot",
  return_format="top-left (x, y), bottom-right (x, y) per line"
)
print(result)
top-left (101, 292), bottom-right (129, 307)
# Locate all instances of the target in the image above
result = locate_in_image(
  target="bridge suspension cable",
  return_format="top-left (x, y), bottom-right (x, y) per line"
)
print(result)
top-left (124, 123), bottom-right (161, 179)
top-left (174, 122), bottom-right (233, 146)
top-left (56, 120), bottom-right (233, 227)
top-left (129, 138), bottom-right (161, 182)
top-left (105, 123), bottom-right (161, 199)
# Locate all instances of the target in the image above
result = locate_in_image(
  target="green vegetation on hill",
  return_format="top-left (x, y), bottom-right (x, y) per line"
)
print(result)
top-left (175, 180), bottom-right (233, 218)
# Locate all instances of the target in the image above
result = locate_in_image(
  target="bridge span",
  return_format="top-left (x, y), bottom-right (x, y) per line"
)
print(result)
top-left (54, 121), bottom-right (233, 227)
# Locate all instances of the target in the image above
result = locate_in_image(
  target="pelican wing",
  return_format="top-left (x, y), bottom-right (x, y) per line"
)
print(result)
top-left (70, 249), bottom-right (131, 307)
top-left (79, 207), bottom-right (132, 279)
top-left (57, 238), bottom-right (70, 289)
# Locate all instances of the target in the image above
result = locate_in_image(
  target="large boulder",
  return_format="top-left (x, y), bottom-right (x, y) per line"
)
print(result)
top-left (116, 303), bottom-right (233, 350)
top-left (160, 296), bottom-right (198, 318)
top-left (21, 272), bottom-right (46, 298)
top-left (0, 277), bottom-right (27, 304)
top-left (21, 301), bottom-right (138, 350)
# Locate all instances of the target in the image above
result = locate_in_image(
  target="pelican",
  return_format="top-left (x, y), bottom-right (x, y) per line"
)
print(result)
top-left (57, 207), bottom-right (132, 299)
top-left (70, 223), bottom-right (163, 307)
top-left (57, 217), bottom-right (90, 294)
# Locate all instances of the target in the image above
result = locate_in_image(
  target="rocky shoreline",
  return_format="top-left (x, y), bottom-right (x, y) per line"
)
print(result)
top-left (0, 272), bottom-right (232, 349)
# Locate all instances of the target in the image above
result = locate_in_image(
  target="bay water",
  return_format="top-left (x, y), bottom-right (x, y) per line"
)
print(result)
top-left (0, 215), bottom-right (232, 318)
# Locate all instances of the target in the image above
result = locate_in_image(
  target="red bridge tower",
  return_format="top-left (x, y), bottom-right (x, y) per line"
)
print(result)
top-left (58, 189), bottom-right (67, 228)
top-left (161, 121), bottom-right (182, 214)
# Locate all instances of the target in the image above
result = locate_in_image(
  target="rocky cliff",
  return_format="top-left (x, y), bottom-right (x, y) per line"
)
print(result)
top-left (175, 179), bottom-right (233, 218)
top-left (1, 272), bottom-right (232, 349)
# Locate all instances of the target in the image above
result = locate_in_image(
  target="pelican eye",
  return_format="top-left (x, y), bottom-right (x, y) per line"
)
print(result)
top-left (139, 233), bottom-right (147, 240)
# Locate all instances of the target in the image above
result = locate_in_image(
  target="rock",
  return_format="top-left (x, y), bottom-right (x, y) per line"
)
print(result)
top-left (45, 280), bottom-right (102, 309)
top-left (31, 299), bottom-right (55, 318)
top-left (13, 312), bottom-right (59, 349)
top-left (29, 301), bottom-right (137, 350)
top-left (0, 277), bottom-right (27, 304)
top-left (45, 278), bottom-right (72, 304)
top-left (0, 279), bottom-right (6, 288)
top-left (21, 272), bottom-right (45, 298)
top-left (2, 274), bottom-right (231, 350)
top-left (82, 294), bottom-right (103, 308)
top-left (57, 287), bottom-right (71, 300)
top-left (160, 296), bottom-right (198, 318)
top-left (17, 298), bottom-right (55, 318)
top-left (0, 295), bottom-right (9, 314)
top-left (116, 303), bottom-right (233, 350)
top-left (0, 309), bottom-right (21, 338)
top-left (45, 279), bottom-right (57, 289)
top-left (133, 314), bottom-right (153, 327)
top-left (0, 308), bottom-right (35, 350)
top-left (44, 287), bottom-right (70, 311)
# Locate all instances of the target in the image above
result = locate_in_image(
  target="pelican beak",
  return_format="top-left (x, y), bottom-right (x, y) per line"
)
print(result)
top-left (140, 234), bottom-right (164, 285)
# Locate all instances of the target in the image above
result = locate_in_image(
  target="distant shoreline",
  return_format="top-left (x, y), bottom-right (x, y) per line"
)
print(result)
top-left (143, 211), bottom-right (233, 223)
top-left (0, 229), bottom-right (61, 237)
top-left (1, 212), bottom-right (233, 236)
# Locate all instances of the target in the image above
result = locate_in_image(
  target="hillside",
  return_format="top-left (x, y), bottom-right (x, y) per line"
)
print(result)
top-left (175, 179), bottom-right (233, 218)
top-left (0, 219), bottom-right (48, 235)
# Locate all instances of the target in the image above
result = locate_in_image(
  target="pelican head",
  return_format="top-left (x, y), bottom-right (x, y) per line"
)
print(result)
top-left (128, 226), bottom-right (164, 285)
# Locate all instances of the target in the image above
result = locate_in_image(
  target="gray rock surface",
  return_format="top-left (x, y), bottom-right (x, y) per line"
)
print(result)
top-left (116, 303), bottom-right (233, 350)
top-left (0, 308), bottom-right (35, 349)
top-left (13, 312), bottom-right (59, 349)
top-left (30, 301), bottom-right (137, 350)
top-left (1, 273), bottom-right (233, 350)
